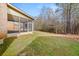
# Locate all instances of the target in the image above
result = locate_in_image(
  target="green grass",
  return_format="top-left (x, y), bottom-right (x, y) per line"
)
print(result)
top-left (1, 31), bottom-right (79, 56)
top-left (2, 34), bottom-right (36, 56)
top-left (0, 37), bottom-right (16, 55)
top-left (19, 36), bottom-right (79, 56)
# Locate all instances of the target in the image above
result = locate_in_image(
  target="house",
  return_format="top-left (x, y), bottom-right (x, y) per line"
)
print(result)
top-left (0, 3), bottom-right (34, 43)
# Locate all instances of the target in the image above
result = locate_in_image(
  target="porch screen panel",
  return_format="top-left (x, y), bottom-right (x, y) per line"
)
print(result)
top-left (23, 22), bottom-right (28, 32)
top-left (20, 22), bottom-right (23, 32)
top-left (7, 21), bottom-right (19, 33)
top-left (28, 22), bottom-right (32, 32)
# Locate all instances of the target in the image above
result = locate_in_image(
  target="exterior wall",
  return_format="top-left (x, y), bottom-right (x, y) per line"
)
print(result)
top-left (0, 3), bottom-right (7, 39)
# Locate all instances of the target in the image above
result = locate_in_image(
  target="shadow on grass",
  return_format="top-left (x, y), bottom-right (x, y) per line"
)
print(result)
top-left (0, 37), bottom-right (17, 56)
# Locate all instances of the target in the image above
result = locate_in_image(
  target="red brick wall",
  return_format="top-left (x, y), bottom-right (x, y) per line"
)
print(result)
top-left (0, 3), bottom-right (7, 39)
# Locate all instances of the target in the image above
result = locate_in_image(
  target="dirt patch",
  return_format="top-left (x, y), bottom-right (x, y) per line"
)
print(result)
top-left (35, 31), bottom-right (79, 40)
top-left (51, 34), bottom-right (79, 39)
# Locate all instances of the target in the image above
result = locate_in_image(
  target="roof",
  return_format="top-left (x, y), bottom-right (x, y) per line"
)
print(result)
top-left (7, 3), bottom-right (34, 20)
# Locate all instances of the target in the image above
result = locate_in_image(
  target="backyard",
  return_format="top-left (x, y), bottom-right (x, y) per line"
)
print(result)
top-left (0, 31), bottom-right (79, 56)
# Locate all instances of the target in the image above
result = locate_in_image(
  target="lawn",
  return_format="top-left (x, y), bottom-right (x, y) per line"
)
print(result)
top-left (2, 34), bottom-right (36, 56)
top-left (0, 37), bottom-right (16, 55)
top-left (1, 31), bottom-right (79, 56)
top-left (18, 36), bottom-right (79, 56)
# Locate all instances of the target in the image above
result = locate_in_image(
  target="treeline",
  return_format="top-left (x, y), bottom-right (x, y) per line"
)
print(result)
top-left (34, 3), bottom-right (79, 34)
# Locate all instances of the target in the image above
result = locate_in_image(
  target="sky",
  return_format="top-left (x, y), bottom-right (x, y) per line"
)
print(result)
top-left (11, 3), bottom-right (58, 17)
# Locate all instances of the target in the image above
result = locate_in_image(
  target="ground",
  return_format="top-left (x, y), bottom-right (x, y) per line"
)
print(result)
top-left (1, 31), bottom-right (79, 56)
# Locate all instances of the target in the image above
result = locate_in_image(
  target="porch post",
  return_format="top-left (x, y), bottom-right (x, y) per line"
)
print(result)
top-left (32, 21), bottom-right (34, 32)
top-left (23, 22), bottom-right (25, 32)
top-left (19, 17), bottom-right (20, 33)
top-left (27, 21), bottom-right (29, 32)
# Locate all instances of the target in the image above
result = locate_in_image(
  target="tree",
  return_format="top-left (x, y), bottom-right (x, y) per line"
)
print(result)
top-left (56, 3), bottom-right (79, 34)
top-left (34, 6), bottom-right (57, 32)
top-left (57, 3), bottom-right (72, 33)
top-left (35, 4), bottom-right (79, 34)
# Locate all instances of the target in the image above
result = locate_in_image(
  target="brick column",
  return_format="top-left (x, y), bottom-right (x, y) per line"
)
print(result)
top-left (0, 3), bottom-right (7, 40)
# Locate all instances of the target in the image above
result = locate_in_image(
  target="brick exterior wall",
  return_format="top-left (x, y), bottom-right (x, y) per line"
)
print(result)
top-left (0, 3), bottom-right (7, 39)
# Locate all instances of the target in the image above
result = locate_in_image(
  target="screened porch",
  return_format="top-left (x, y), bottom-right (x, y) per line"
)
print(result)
top-left (7, 14), bottom-right (33, 34)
